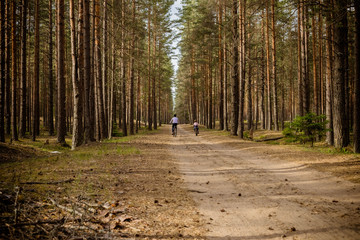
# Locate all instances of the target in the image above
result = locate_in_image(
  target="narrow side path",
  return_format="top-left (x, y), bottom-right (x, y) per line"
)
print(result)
top-left (169, 125), bottom-right (360, 240)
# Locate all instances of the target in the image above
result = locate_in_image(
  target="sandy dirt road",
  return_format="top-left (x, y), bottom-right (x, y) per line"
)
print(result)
top-left (168, 125), bottom-right (360, 240)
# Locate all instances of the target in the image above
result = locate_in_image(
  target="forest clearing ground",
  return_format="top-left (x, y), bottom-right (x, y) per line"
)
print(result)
top-left (0, 129), bottom-right (205, 239)
top-left (172, 125), bottom-right (360, 240)
top-left (1, 125), bottom-right (360, 239)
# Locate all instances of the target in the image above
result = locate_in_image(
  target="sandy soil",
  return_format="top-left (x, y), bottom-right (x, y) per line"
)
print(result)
top-left (1, 125), bottom-right (359, 239)
top-left (168, 125), bottom-right (360, 240)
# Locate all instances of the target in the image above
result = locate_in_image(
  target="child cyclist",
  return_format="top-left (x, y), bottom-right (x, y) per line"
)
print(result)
top-left (169, 114), bottom-right (179, 135)
top-left (193, 120), bottom-right (199, 134)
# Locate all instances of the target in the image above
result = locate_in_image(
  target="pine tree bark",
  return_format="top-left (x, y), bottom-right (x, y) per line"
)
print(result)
top-left (297, 0), bottom-right (303, 116)
top-left (11, 0), bottom-right (17, 141)
top-left (19, 0), bottom-right (27, 138)
top-left (261, 9), bottom-right (266, 129)
top-left (0, 0), bottom-right (5, 142)
top-left (147, 5), bottom-right (152, 130)
top-left (70, 0), bottom-right (83, 149)
top-left (129, 0), bottom-right (136, 135)
top-left (121, 0), bottom-right (127, 136)
top-left (32, 0), bottom-right (40, 141)
top-left (271, 0), bottom-right (278, 130)
top-left (354, 0), bottom-right (360, 153)
top-left (102, 0), bottom-right (108, 137)
top-left (56, 0), bottom-right (66, 144)
top-left (152, 13), bottom-right (157, 130)
top-left (48, 0), bottom-right (54, 136)
top-left (312, 10), bottom-right (318, 115)
top-left (218, 0), bottom-right (224, 130)
top-left (5, 0), bottom-right (10, 136)
top-left (94, 0), bottom-right (106, 140)
top-left (230, 0), bottom-right (239, 136)
top-left (238, 0), bottom-right (246, 138)
top-left (265, 0), bottom-right (272, 130)
top-left (83, 0), bottom-right (92, 142)
top-left (108, 0), bottom-right (115, 138)
top-left (332, 0), bottom-right (348, 148)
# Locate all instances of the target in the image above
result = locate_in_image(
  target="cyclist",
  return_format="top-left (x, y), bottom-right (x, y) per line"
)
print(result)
top-left (170, 114), bottom-right (179, 135)
top-left (193, 120), bottom-right (199, 134)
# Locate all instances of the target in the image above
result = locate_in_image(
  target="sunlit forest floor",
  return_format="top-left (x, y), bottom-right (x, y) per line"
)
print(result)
top-left (0, 125), bottom-right (359, 239)
top-left (0, 128), bottom-right (205, 239)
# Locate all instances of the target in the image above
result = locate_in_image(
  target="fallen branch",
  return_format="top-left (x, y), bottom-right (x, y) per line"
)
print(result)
top-left (20, 179), bottom-right (74, 185)
top-left (49, 198), bottom-right (83, 217)
top-left (254, 136), bottom-right (284, 142)
top-left (14, 186), bottom-right (21, 224)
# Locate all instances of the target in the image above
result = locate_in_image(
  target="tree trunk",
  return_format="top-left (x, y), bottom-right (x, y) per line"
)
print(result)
top-left (94, 0), bottom-right (106, 140)
top-left (152, 14), bottom-right (157, 130)
top-left (265, 0), bottom-right (272, 130)
top-left (297, 0), bottom-right (303, 116)
top-left (271, 0), bottom-right (278, 130)
top-left (218, 0), bottom-right (224, 130)
top-left (102, 0), bottom-right (108, 137)
top-left (83, 0), bottom-right (92, 142)
top-left (191, 47), bottom-right (196, 124)
top-left (70, 0), bottom-right (83, 149)
top-left (261, 9), bottom-right (266, 129)
top-left (238, 0), bottom-right (246, 138)
top-left (57, 0), bottom-right (66, 144)
top-left (230, 0), bottom-right (239, 136)
top-left (32, 0), bottom-right (39, 141)
top-left (354, 0), bottom-right (360, 153)
top-left (223, 3), bottom-right (228, 131)
top-left (0, 0), bottom-right (5, 142)
top-left (312, 9), bottom-right (318, 115)
top-left (11, 0), bottom-right (17, 141)
top-left (332, 0), bottom-right (348, 148)
top-left (5, 0), bottom-right (10, 136)
top-left (48, 0), bottom-right (54, 136)
top-left (129, 0), bottom-right (136, 135)
top-left (19, 0), bottom-right (27, 138)
top-left (121, 0), bottom-right (127, 136)
top-left (108, 0), bottom-right (115, 138)
top-left (147, 6), bottom-right (152, 130)
top-left (208, 51), bottom-right (213, 129)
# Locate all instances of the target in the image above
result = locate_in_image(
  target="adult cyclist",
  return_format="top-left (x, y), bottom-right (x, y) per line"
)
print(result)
top-left (170, 114), bottom-right (179, 135)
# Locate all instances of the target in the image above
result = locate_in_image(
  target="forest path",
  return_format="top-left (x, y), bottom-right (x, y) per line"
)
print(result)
top-left (167, 125), bottom-right (360, 240)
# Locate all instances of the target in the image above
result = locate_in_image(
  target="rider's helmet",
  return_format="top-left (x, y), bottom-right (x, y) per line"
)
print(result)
top-left (174, 114), bottom-right (177, 117)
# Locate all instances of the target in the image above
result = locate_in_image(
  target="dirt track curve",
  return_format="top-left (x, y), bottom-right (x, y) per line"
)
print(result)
top-left (167, 125), bottom-right (360, 240)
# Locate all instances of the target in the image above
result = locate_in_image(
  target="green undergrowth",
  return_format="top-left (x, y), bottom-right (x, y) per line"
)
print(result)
top-left (202, 126), bottom-right (359, 156)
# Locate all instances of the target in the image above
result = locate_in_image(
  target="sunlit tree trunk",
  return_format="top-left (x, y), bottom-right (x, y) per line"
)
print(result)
top-left (325, 0), bottom-right (334, 145)
top-left (129, 0), bottom-right (136, 135)
top-left (271, 0), bottom-right (278, 130)
top-left (70, 0), bottom-right (83, 149)
top-left (265, 0), bottom-right (272, 130)
top-left (231, 0), bottom-right (239, 136)
top-left (218, 0), bottom-right (224, 130)
top-left (147, 5), bottom-right (152, 130)
top-left (121, 0), bottom-right (127, 136)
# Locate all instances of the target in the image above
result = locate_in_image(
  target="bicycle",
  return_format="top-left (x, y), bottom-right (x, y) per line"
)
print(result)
top-left (172, 125), bottom-right (177, 137)
top-left (194, 127), bottom-right (199, 136)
